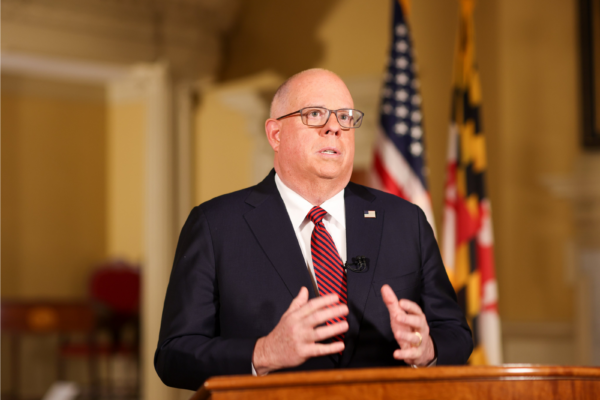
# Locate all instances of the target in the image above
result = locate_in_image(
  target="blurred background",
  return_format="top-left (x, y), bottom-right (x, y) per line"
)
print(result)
top-left (2, 0), bottom-right (600, 399)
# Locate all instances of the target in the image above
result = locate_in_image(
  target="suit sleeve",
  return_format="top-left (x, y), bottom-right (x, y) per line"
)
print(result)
top-left (154, 206), bottom-right (257, 391)
top-left (416, 206), bottom-right (473, 365)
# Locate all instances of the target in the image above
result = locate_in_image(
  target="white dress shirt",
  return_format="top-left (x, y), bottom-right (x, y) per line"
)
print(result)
top-left (275, 173), bottom-right (346, 290)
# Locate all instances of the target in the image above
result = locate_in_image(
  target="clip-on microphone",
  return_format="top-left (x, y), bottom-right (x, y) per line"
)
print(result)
top-left (345, 256), bottom-right (369, 273)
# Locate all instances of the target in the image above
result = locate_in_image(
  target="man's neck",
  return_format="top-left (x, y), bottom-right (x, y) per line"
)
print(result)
top-left (275, 170), bottom-right (348, 206)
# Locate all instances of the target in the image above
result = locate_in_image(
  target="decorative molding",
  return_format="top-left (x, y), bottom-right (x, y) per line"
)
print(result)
top-left (107, 64), bottom-right (163, 103)
top-left (1, 51), bottom-right (130, 83)
top-left (542, 174), bottom-right (600, 203)
top-left (1, 0), bottom-right (240, 79)
top-left (542, 154), bottom-right (600, 224)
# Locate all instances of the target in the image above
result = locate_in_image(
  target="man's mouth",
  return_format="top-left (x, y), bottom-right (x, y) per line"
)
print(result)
top-left (320, 148), bottom-right (339, 155)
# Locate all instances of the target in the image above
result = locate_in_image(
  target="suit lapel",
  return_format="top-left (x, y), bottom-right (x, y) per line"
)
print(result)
top-left (341, 183), bottom-right (384, 366)
top-left (244, 171), bottom-right (317, 299)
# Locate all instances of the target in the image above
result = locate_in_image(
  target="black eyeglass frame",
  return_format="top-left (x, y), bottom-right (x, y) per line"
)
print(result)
top-left (275, 107), bottom-right (365, 129)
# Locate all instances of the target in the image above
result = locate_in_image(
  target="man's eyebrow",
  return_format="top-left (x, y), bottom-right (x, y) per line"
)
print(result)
top-left (303, 105), bottom-right (353, 109)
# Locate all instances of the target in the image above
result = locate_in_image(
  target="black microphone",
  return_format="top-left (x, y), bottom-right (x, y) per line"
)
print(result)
top-left (345, 256), bottom-right (369, 273)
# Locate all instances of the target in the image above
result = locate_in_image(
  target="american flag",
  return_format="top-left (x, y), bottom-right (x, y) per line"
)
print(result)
top-left (371, 0), bottom-right (436, 231)
top-left (442, 0), bottom-right (502, 365)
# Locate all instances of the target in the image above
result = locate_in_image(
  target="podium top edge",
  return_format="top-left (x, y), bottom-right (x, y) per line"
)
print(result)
top-left (202, 365), bottom-right (600, 392)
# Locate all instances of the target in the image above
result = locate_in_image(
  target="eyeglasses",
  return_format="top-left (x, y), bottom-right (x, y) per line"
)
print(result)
top-left (276, 107), bottom-right (364, 129)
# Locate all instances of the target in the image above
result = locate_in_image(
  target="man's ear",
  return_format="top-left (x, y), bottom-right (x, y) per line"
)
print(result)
top-left (265, 119), bottom-right (281, 152)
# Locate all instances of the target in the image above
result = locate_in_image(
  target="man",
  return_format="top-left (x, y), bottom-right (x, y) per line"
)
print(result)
top-left (155, 69), bottom-right (472, 390)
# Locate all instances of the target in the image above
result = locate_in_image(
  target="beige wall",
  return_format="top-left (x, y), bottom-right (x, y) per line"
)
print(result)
top-left (482, 0), bottom-right (579, 322)
top-left (0, 75), bottom-right (148, 298)
top-left (194, 84), bottom-right (254, 204)
top-left (106, 100), bottom-right (146, 262)
top-left (1, 74), bottom-right (107, 299)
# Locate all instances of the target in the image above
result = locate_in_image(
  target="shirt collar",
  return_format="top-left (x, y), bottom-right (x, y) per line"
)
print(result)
top-left (275, 173), bottom-right (345, 228)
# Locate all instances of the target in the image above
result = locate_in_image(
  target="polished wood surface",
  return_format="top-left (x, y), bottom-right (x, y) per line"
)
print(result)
top-left (1, 301), bottom-right (95, 333)
top-left (192, 365), bottom-right (600, 400)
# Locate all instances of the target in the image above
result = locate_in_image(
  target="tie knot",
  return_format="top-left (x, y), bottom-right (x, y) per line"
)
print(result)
top-left (308, 206), bottom-right (327, 224)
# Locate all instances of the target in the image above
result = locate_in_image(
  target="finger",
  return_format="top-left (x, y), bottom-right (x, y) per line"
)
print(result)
top-left (392, 327), bottom-right (415, 347)
top-left (306, 341), bottom-right (345, 358)
top-left (399, 299), bottom-right (424, 316)
top-left (312, 321), bottom-right (349, 342)
top-left (380, 284), bottom-right (399, 307)
top-left (296, 293), bottom-right (340, 318)
top-left (394, 331), bottom-right (423, 347)
top-left (305, 304), bottom-right (349, 327)
top-left (393, 313), bottom-right (424, 330)
top-left (393, 347), bottom-right (422, 361)
top-left (288, 287), bottom-right (309, 312)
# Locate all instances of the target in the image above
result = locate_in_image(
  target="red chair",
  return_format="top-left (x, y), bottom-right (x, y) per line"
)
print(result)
top-left (87, 260), bottom-right (140, 396)
top-left (90, 261), bottom-right (140, 316)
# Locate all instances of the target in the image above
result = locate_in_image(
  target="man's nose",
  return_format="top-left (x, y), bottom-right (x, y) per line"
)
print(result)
top-left (323, 112), bottom-right (342, 136)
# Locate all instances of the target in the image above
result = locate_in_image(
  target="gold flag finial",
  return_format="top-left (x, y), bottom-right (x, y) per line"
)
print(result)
top-left (399, 0), bottom-right (411, 19)
top-left (460, 0), bottom-right (476, 17)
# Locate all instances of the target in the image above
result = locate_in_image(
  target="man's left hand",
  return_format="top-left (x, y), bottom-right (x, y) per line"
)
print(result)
top-left (381, 284), bottom-right (435, 366)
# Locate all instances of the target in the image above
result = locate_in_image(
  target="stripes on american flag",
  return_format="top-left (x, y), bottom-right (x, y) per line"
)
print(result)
top-left (441, 0), bottom-right (502, 365)
top-left (370, 0), bottom-right (436, 231)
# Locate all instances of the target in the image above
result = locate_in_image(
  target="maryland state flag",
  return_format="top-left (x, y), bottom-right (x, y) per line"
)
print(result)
top-left (441, 0), bottom-right (502, 365)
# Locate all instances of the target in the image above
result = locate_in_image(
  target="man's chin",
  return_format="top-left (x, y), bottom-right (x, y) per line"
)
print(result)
top-left (314, 167), bottom-right (352, 182)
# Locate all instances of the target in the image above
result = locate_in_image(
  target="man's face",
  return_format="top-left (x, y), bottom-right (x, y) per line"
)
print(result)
top-left (271, 72), bottom-right (355, 187)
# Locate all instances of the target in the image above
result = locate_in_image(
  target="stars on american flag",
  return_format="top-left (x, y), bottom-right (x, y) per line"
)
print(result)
top-left (395, 105), bottom-right (408, 118)
top-left (395, 57), bottom-right (408, 69)
top-left (380, 22), bottom-right (426, 160)
top-left (395, 122), bottom-right (408, 135)
top-left (395, 90), bottom-right (408, 101)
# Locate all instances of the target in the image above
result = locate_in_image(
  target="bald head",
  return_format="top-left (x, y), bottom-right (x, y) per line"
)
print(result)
top-left (264, 68), bottom-right (356, 205)
top-left (270, 68), bottom-right (352, 119)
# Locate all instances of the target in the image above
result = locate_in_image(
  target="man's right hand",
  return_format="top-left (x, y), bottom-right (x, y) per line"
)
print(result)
top-left (251, 287), bottom-right (349, 376)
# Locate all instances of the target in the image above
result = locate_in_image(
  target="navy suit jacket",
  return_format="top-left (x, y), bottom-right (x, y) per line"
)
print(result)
top-left (155, 170), bottom-right (472, 391)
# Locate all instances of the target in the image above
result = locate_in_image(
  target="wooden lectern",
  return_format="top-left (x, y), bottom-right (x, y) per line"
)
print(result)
top-left (191, 365), bottom-right (600, 400)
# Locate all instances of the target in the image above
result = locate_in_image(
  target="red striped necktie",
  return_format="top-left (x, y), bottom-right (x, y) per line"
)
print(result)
top-left (308, 206), bottom-right (348, 345)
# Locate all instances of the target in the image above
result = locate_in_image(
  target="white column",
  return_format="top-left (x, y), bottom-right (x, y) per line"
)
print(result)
top-left (138, 64), bottom-right (179, 400)
top-left (174, 80), bottom-right (207, 229)
top-left (110, 63), bottom-right (192, 400)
